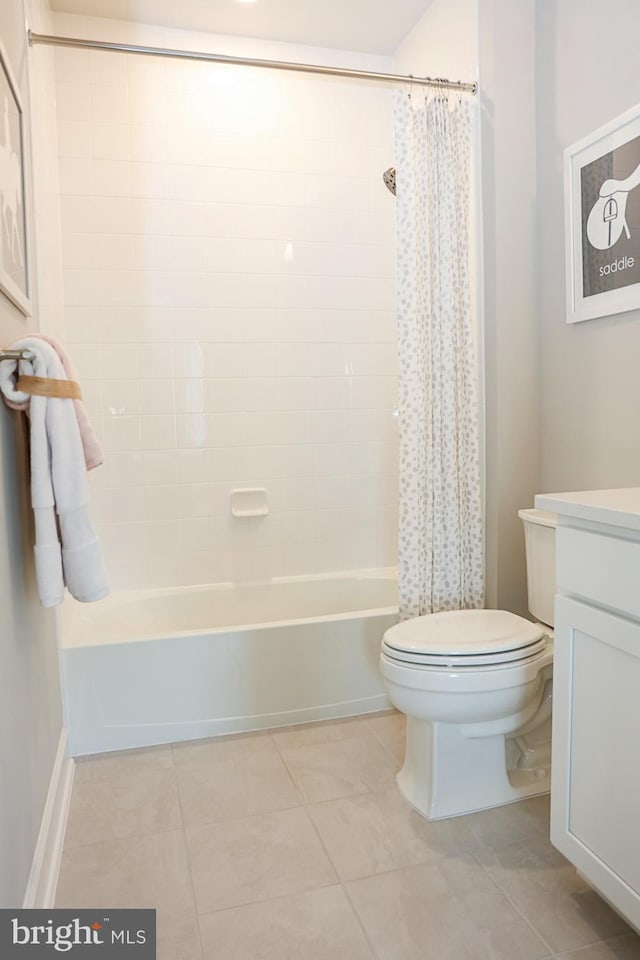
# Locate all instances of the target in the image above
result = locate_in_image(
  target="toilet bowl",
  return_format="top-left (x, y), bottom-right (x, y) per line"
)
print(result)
top-left (380, 508), bottom-right (556, 820)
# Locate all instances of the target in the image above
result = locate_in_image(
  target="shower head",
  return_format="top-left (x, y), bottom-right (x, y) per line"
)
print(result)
top-left (383, 167), bottom-right (396, 196)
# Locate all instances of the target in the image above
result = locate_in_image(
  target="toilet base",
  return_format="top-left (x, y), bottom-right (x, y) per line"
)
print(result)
top-left (397, 715), bottom-right (550, 820)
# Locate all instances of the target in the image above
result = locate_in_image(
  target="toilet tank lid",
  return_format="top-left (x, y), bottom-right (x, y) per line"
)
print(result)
top-left (383, 610), bottom-right (544, 656)
top-left (518, 508), bottom-right (557, 528)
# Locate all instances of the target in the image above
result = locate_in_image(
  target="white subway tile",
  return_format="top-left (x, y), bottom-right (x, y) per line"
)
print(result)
top-left (127, 53), bottom-right (166, 89)
top-left (92, 122), bottom-right (131, 160)
top-left (130, 125), bottom-right (168, 162)
top-left (245, 411), bottom-right (311, 447)
top-left (204, 379), bottom-right (246, 413)
top-left (58, 157), bottom-right (95, 195)
top-left (130, 162), bottom-right (167, 199)
top-left (102, 451), bottom-right (142, 490)
top-left (102, 379), bottom-right (139, 416)
top-left (313, 476), bottom-right (348, 510)
top-left (100, 343), bottom-right (138, 379)
top-left (145, 519), bottom-right (183, 554)
top-left (132, 343), bottom-right (171, 380)
top-left (89, 50), bottom-right (128, 87)
top-left (177, 413), bottom-right (211, 449)
top-left (140, 415), bottom-right (177, 450)
top-left (94, 159), bottom-right (132, 197)
top-left (181, 517), bottom-right (216, 554)
top-left (70, 343), bottom-right (101, 380)
top-left (91, 84), bottom-right (129, 124)
top-left (93, 196), bottom-right (134, 233)
top-left (177, 483), bottom-right (216, 518)
top-left (170, 236), bottom-right (204, 271)
top-left (131, 236), bottom-right (172, 271)
top-left (174, 378), bottom-right (205, 413)
top-left (57, 119), bottom-right (92, 158)
top-left (103, 415), bottom-right (141, 451)
top-left (54, 55), bottom-right (398, 587)
top-left (139, 379), bottom-right (176, 414)
top-left (346, 473), bottom-right (398, 508)
top-left (141, 450), bottom-right (180, 486)
top-left (54, 47), bottom-right (90, 84)
top-left (311, 410), bottom-right (350, 444)
top-left (56, 82), bottom-right (91, 122)
top-left (173, 342), bottom-right (205, 379)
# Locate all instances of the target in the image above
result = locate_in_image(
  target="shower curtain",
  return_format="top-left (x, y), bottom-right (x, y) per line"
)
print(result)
top-left (393, 89), bottom-right (484, 620)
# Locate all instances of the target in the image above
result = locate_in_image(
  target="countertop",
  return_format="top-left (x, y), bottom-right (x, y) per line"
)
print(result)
top-left (535, 487), bottom-right (640, 532)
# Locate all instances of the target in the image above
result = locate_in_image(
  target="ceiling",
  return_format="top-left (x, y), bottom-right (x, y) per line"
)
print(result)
top-left (49, 0), bottom-right (432, 55)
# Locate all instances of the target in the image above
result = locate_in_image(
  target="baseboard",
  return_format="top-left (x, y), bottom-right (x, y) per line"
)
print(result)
top-left (22, 728), bottom-right (74, 909)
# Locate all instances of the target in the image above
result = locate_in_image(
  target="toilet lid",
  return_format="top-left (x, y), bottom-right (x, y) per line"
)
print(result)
top-left (382, 610), bottom-right (546, 667)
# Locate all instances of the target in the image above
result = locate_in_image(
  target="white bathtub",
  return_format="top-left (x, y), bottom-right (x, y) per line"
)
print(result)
top-left (61, 570), bottom-right (398, 756)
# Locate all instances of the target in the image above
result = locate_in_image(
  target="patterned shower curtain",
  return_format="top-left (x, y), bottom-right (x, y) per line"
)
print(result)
top-left (393, 89), bottom-right (484, 620)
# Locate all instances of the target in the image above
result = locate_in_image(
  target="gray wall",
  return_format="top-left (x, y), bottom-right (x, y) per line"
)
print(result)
top-left (479, 0), bottom-right (539, 616)
top-left (0, 0), bottom-right (64, 907)
top-left (537, 0), bottom-right (640, 492)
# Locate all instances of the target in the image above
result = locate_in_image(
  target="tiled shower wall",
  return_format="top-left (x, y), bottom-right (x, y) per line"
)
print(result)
top-left (52, 14), bottom-right (398, 590)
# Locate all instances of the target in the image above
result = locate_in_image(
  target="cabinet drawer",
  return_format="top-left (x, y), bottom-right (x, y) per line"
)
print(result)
top-left (557, 526), bottom-right (640, 621)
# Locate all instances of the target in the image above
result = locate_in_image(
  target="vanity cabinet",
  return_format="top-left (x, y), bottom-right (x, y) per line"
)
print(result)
top-left (535, 492), bottom-right (640, 935)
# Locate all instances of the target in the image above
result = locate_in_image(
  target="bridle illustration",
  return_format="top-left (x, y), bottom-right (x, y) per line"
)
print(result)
top-left (587, 160), bottom-right (640, 251)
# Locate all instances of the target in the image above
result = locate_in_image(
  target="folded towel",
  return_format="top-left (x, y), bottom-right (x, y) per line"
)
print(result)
top-left (1, 332), bottom-right (103, 470)
top-left (0, 337), bottom-right (109, 607)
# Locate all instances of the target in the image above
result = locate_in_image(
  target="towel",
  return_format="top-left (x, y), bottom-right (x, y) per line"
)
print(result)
top-left (1, 332), bottom-right (103, 470)
top-left (0, 337), bottom-right (109, 607)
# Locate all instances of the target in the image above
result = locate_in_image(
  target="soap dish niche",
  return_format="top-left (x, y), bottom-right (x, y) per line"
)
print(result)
top-left (230, 487), bottom-right (268, 518)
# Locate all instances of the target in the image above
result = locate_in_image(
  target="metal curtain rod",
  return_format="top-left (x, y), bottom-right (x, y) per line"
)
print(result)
top-left (28, 31), bottom-right (478, 95)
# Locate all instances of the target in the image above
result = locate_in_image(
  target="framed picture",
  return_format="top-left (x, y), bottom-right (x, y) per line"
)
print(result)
top-left (0, 42), bottom-right (30, 316)
top-left (565, 102), bottom-right (640, 324)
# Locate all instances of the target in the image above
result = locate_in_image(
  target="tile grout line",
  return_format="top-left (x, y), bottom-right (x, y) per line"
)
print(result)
top-left (169, 752), bottom-right (207, 960)
top-left (301, 796), bottom-right (383, 960)
top-left (469, 847), bottom-right (556, 958)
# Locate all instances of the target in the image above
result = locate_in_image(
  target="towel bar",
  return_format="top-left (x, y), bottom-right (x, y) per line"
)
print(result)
top-left (0, 348), bottom-right (35, 362)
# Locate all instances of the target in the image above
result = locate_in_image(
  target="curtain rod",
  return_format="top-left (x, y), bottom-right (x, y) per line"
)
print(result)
top-left (28, 31), bottom-right (478, 95)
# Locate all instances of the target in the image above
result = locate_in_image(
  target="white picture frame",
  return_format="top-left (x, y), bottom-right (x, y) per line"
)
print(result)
top-left (565, 102), bottom-right (640, 324)
top-left (0, 41), bottom-right (30, 317)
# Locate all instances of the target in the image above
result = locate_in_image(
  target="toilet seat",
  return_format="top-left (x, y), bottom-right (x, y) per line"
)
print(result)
top-left (382, 609), bottom-right (545, 668)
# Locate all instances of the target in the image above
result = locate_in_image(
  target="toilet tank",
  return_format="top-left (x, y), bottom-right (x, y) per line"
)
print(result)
top-left (518, 508), bottom-right (557, 627)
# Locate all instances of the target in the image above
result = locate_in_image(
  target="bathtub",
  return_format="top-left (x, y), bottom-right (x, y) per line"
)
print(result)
top-left (60, 569), bottom-right (398, 756)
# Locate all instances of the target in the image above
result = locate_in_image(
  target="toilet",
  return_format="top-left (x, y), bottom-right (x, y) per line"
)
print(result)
top-left (380, 508), bottom-right (557, 820)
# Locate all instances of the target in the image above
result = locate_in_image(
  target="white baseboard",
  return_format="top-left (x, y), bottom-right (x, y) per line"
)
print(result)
top-left (22, 728), bottom-right (74, 909)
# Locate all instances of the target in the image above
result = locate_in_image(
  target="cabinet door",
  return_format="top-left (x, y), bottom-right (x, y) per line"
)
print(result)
top-left (552, 596), bottom-right (640, 933)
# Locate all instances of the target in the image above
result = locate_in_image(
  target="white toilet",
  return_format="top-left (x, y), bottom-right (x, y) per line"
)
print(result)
top-left (380, 508), bottom-right (557, 820)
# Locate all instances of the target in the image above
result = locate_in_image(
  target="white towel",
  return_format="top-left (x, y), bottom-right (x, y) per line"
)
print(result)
top-left (0, 337), bottom-right (109, 607)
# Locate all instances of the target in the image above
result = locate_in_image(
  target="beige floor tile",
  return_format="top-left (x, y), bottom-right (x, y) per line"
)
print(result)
top-left (272, 716), bottom-right (373, 751)
top-left (361, 712), bottom-right (406, 764)
top-left (157, 915), bottom-right (204, 960)
top-left (56, 830), bottom-right (197, 919)
top-left (74, 745), bottom-right (173, 783)
top-left (175, 750), bottom-right (302, 826)
top-left (307, 786), bottom-right (476, 881)
top-left (477, 835), bottom-right (632, 954)
top-left (347, 858), bottom-right (551, 960)
top-left (199, 886), bottom-right (375, 960)
top-left (278, 734), bottom-right (398, 803)
top-left (554, 933), bottom-right (640, 958)
top-left (172, 730), bottom-right (276, 766)
top-left (464, 795), bottom-right (551, 851)
top-left (185, 807), bottom-right (337, 914)
top-left (64, 769), bottom-right (181, 849)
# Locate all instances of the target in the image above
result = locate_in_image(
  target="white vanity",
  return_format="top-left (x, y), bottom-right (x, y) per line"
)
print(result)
top-left (536, 487), bottom-right (640, 933)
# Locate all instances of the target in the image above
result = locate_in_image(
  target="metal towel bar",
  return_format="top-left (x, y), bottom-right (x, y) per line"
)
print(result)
top-left (0, 348), bottom-right (35, 362)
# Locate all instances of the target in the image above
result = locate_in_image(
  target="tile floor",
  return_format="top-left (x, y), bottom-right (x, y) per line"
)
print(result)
top-left (56, 711), bottom-right (640, 960)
